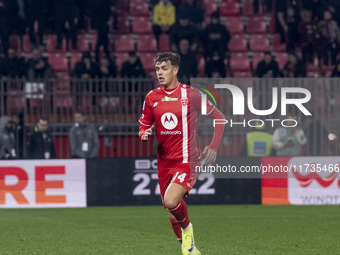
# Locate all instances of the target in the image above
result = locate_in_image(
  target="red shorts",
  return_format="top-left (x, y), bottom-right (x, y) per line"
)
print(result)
top-left (158, 162), bottom-right (198, 203)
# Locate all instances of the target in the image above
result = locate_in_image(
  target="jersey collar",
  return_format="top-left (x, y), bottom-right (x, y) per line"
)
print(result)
top-left (162, 82), bottom-right (180, 95)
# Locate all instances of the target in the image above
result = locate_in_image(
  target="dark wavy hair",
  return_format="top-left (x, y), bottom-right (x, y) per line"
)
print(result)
top-left (156, 52), bottom-right (180, 68)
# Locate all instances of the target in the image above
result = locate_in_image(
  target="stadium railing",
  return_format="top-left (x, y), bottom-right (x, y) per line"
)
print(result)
top-left (0, 78), bottom-right (339, 158)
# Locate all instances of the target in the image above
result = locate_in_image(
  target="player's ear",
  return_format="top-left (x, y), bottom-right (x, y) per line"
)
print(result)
top-left (173, 67), bottom-right (179, 75)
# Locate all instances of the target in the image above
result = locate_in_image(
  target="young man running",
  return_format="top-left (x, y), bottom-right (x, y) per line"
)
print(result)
top-left (139, 52), bottom-right (225, 255)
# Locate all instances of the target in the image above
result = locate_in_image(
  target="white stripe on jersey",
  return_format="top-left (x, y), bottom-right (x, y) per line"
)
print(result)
top-left (181, 87), bottom-right (188, 163)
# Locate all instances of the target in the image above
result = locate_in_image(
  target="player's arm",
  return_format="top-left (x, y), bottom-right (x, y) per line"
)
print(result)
top-left (203, 107), bottom-right (226, 164)
top-left (139, 124), bottom-right (154, 141)
top-left (138, 94), bottom-right (154, 141)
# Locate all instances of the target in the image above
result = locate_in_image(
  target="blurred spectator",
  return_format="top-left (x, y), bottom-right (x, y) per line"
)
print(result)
top-left (72, 52), bottom-right (98, 106)
top-left (319, 10), bottom-right (340, 66)
top-left (12, 112), bottom-right (24, 159)
top-left (331, 61), bottom-right (340, 77)
top-left (75, 0), bottom-right (88, 30)
top-left (0, 116), bottom-right (16, 159)
top-left (327, 1), bottom-right (340, 26)
top-left (0, 48), bottom-right (26, 79)
top-left (254, 0), bottom-right (273, 13)
top-left (178, 0), bottom-right (204, 28)
top-left (277, 0), bottom-right (302, 51)
top-left (272, 115), bottom-right (307, 156)
top-left (255, 52), bottom-right (280, 78)
top-left (0, 0), bottom-right (18, 57)
top-left (88, 0), bottom-right (115, 62)
top-left (205, 51), bottom-right (226, 78)
top-left (54, 0), bottom-right (77, 50)
top-left (98, 56), bottom-right (117, 78)
top-left (26, 0), bottom-right (46, 47)
top-left (69, 111), bottom-right (99, 158)
top-left (73, 52), bottom-right (98, 79)
top-left (121, 51), bottom-right (146, 78)
top-left (298, 10), bottom-right (319, 64)
top-left (282, 52), bottom-right (306, 77)
top-left (169, 15), bottom-right (199, 52)
top-left (98, 56), bottom-right (117, 98)
top-left (203, 12), bottom-right (230, 60)
top-left (177, 39), bottom-right (197, 84)
top-left (28, 117), bottom-right (56, 159)
top-left (240, 123), bottom-right (273, 157)
top-left (302, 0), bottom-right (328, 21)
top-left (16, 0), bottom-right (26, 37)
top-left (27, 48), bottom-right (53, 79)
top-left (152, 0), bottom-right (176, 48)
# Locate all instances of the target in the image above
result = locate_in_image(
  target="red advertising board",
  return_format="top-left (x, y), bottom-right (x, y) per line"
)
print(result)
top-left (0, 159), bottom-right (86, 208)
top-left (262, 157), bottom-right (340, 205)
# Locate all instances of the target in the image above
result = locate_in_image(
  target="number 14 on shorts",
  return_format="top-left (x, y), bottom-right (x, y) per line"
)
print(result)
top-left (172, 172), bottom-right (187, 183)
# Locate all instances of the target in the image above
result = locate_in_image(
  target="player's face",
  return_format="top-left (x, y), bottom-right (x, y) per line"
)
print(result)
top-left (155, 61), bottom-right (178, 87)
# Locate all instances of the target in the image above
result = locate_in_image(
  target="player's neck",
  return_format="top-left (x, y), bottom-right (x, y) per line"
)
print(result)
top-left (163, 79), bottom-right (179, 90)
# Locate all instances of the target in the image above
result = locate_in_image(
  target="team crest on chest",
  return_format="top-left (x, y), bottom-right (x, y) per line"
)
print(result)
top-left (180, 98), bottom-right (188, 107)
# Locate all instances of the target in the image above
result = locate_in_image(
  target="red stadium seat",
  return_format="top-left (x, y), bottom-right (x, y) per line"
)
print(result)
top-left (115, 35), bottom-right (135, 52)
top-left (74, 34), bottom-right (89, 52)
top-left (230, 53), bottom-right (251, 72)
top-left (220, 1), bottom-right (240, 16)
top-left (55, 79), bottom-right (71, 91)
top-left (7, 90), bottom-right (25, 111)
top-left (139, 53), bottom-right (157, 72)
top-left (9, 35), bottom-right (21, 51)
top-left (272, 34), bottom-right (286, 52)
top-left (46, 35), bottom-right (67, 52)
top-left (130, 1), bottom-right (149, 16)
top-left (249, 34), bottom-right (270, 52)
top-left (198, 57), bottom-right (205, 76)
top-left (252, 53), bottom-right (264, 70)
top-left (111, 15), bottom-right (131, 34)
top-left (225, 17), bottom-right (244, 34)
top-left (49, 53), bottom-right (69, 72)
top-left (159, 34), bottom-right (170, 52)
top-left (55, 72), bottom-right (70, 80)
top-left (115, 53), bottom-right (129, 71)
top-left (228, 34), bottom-right (248, 52)
top-left (137, 35), bottom-right (158, 52)
top-left (307, 71), bottom-right (321, 78)
top-left (22, 35), bottom-right (32, 53)
top-left (203, 0), bottom-right (217, 16)
top-left (242, 0), bottom-right (255, 16)
top-left (70, 53), bottom-right (82, 70)
top-left (54, 95), bottom-right (73, 110)
top-left (246, 17), bottom-right (267, 34)
top-left (234, 71), bottom-right (253, 78)
top-left (132, 17), bottom-right (152, 34)
top-left (326, 71), bottom-right (332, 78)
top-left (275, 53), bottom-right (288, 70)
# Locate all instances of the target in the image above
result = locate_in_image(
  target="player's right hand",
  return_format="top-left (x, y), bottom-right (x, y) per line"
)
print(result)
top-left (142, 125), bottom-right (154, 140)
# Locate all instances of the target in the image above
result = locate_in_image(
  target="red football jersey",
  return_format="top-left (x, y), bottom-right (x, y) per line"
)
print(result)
top-left (139, 83), bottom-right (215, 170)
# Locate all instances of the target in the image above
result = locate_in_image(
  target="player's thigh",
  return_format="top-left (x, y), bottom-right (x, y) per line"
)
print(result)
top-left (163, 182), bottom-right (187, 209)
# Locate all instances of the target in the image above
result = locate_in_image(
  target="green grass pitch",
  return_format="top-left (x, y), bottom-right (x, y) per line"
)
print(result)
top-left (1, 205), bottom-right (339, 255)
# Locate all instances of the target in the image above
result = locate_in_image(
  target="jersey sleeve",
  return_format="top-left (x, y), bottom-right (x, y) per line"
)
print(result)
top-left (139, 93), bottom-right (154, 139)
top-left (139, 93), bottom-right (154, 127)
top-left (191, 87), bottom-right (215, 115)
top-left (207, 107), bottom-right (226, 151)
top-left (190, 87), bottom-right (225, 152)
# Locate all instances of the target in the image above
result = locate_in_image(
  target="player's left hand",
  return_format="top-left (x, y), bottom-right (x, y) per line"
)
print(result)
top-left (202, 146), bottom-right (217, 164)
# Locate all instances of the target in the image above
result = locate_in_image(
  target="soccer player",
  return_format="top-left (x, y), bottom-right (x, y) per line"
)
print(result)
top-left (139, 52), bottom-right (225, 255)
